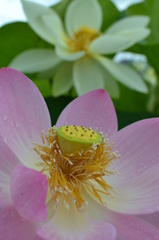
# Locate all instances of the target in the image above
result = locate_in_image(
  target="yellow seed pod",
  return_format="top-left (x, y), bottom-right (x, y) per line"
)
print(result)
top-left (56, 125), bottom-right (101, 154)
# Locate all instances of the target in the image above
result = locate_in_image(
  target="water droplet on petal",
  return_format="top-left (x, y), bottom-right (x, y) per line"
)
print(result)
top-left (3, 115), bottom-right (7, 121)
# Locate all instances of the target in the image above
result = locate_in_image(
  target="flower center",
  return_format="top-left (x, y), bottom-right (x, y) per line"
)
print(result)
top-left (68, 27), bottom-right (100, 52)
top-left (33, 125), bottom-right (118, 212)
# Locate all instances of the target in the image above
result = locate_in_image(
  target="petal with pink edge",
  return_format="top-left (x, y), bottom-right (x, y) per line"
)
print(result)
top-left (10, 164), bottom-right (48, 222)
top-left (37, 199), bottom-right (116, 240)
top-left (0, 206), bottom-right (42, 240)
top-left (108, 211), bottom-right (159, 240)
top-left (0, 139), bottom-right (20, 208)
top-left (102, 163), bottom-right (159, 214)
top-left (0, 68), bottom-right (51, 169)
top-left (84, 191), bottom-right (159, 240)
top-left (105, 118), bottom-right (159, 188)
top-left (56, 89), bottom-right (117, 137)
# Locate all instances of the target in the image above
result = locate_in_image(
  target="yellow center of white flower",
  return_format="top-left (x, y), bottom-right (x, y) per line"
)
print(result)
top-left (68, 27), bottom-right (100, 52)
top-left (33, 125), bottom-right (118, 212)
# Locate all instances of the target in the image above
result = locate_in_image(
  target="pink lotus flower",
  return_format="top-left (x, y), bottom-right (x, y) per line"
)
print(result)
top-left (0, 68), bottom-right (159, 240)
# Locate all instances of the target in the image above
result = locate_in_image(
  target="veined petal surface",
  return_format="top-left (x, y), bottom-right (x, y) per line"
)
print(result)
top-left (9, 49), bottom-right (61, 73)
top-left (85, 191), bottom-right (159, 240)
top-left (96, 55), bottom-right (148, 93)
top-left (11, 165), bottom-right (48, 222)
top-left (65, 0), bottom-right (102, 38)
top-left (37, 199), bottom-right (116, 240)
top-left (103, 164), bottom-right (159, 214)
top-left (105, 16), bottom-right (150, 34)
top-left (0, 139), bottom-right (20, 208)
top-left (73, 57), bottom-right (104, 95)
top-left (100, 119), bottom-right (159, 214)
top-left (22, 0), bottom-right (57, 44)
top-left (56, 89), bottom-right (117, 137)
top-left (0, 68), bottom-right (51, 168)
top-left (108, 118), bottom-right (159, 185)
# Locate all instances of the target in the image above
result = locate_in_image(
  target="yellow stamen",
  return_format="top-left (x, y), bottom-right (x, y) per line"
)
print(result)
top-left (67, 26), bottom-right (100, 52)
top-left (33, 125), bottom-right (119, 212)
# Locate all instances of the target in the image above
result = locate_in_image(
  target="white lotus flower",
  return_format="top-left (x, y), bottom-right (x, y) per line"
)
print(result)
top-left (9, 0), bottom-right (150, 97)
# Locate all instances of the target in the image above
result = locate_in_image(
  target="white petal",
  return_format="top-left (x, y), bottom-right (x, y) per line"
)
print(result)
top-left (9, 49), bottom-right (61, 73)
top-left (56, 44), bottom-right (85, 61)
top-left (22, 0), bottom-right (60, 44)
top-left (115, 28), bottom-right (150, 50)
top-left (52, 62), bottom-right (73, 97)
top-left (65, 0), bottom-right (102, 38)
top-left (42, 15), bottom-right (68, 45)
top-left (94, 60), bottom-right (120, 98)
top-left (89, 35), bottom-right (130, 54)
top-left (73, 57), bottom-right (104, 96)
top-left (105, 16), bottom-right (150, 35)
top-left (96, 56), bottom-right (148, 93)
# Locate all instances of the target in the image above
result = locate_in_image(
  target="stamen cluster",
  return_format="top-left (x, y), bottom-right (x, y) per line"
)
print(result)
top-left (33, 126), bottom-right (119, 212)
top-left (68, 27), bottom-right (100, 52)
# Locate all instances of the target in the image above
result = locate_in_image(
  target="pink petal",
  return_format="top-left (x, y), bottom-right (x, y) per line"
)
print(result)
top-left (10, 164), bottom-right (48, 222)
top-left (37, 200), bottom-right (116, 240)
top-left (0, 139), bottom-right (20, 208)
top-left (108, 211), bottom-right (159, 240)
top-left (0, 206), bottom-right (42, 240)
top-left (56, 89), bottom-right (117, 137)
top-left (106, 118), bottom-right (159, 187)
top-left (102, 164), bottom-right (159, 214)
top-left (0, 68), bottom-right (51, 168)
top-left (139, 212), bottom-right (159, 229)
top-left (85, 191), bottom-right (159, 240)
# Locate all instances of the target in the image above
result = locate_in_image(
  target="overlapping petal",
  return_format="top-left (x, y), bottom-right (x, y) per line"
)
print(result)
top-left (56, 89), bottom-right (118, 137)
top-left (65, 0), bottom-right (102, 38)
top-left (0, 139), bottom-right (20, 208)
top-left (37, 199), bottom-right (116, 240)
top-left (0, 206), bottom-right (41, 240)
top-left (115, 28), bottom-right (150, 50)
top-left (95, 55), bottom-right (148, 93)
top-left (9, 49), bottom-right (61, 73)
top-left (108, 118), bottom-right (159, 185)
top-left (105, 16), bottom-right (150, 34)
top-left (139, 212), bottom-right (159, 229)
top-left (42, 15), bottom-right (67, 45)
top-left (11, 164), bottom-right (48, 222)
top-left (22, 0), bottom-right (57, 44)
top-left (103, 164), bottom-right (159, 214)
top-left (89, 35), bottom-right (130, 54)
top-left (96, 118), bottom-right (159, 214)
top-left (52, 62), bottom-right (73, 97)
top-left (92, 59), bottom-right (120, 98)
top-left (0, 68), bottom-right (51, 168)
top-left (73, 57), bottom-right (104, 95)
top-left (85, 191), bottom-right (159, 239)
top-left (56, 44), bottom-right (85, 61)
